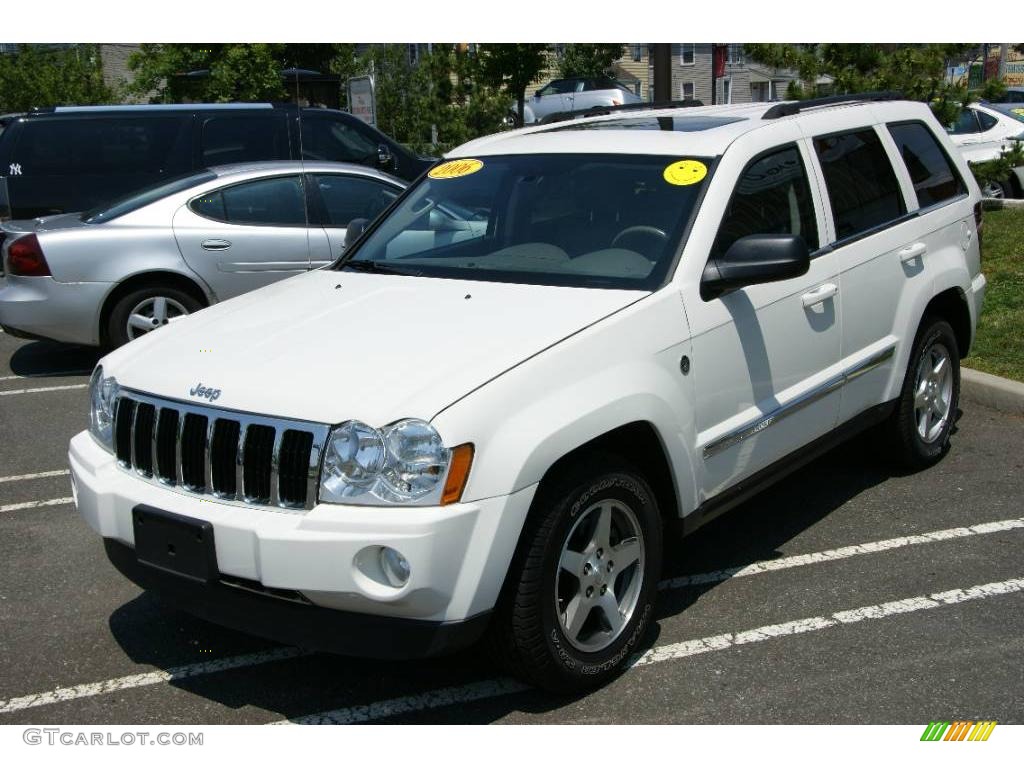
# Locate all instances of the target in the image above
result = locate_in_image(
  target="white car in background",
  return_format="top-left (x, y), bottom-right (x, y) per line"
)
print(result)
top-left (518, 76), bottom-right (644, 125)
top-left (946, 101), bottom-right (1024, 197)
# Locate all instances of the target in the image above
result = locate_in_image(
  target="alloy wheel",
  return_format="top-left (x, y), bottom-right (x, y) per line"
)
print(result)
top-left (913, 341), bottom-right (954, 444)
top-left (126, 296), bottom-right (189, 341)
top-left (555, 499), bottom-right (645, 653)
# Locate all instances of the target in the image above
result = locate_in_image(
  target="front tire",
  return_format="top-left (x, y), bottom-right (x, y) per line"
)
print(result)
top-left (489, 453), bottom-right (662, 692)
top-left (885, 316), bottom-right (960, 469)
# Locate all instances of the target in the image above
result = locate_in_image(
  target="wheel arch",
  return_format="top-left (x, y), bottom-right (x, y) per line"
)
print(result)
top-left (921, 286), bottom-right (973, 359)
top-left (98, 270), bottom-right (211, 347)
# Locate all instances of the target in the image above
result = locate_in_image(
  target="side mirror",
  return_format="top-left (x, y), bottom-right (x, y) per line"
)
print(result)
top-left (534, 89), bottom-right (542, 99)
top-left (377, 143), bottom-right (394, 169)
top-left (701, 234), bottom-right (810, 301)
top-left (344, 217), bottom-right (370, 248)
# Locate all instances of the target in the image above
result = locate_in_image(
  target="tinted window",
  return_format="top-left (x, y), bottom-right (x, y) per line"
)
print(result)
top-left (312, 174), bottom-right (399, 228)
top-left (341, 153), bottom-right (710, 290)
top-left (887, 122), bottom-right (965, 209)
top-left (538, 80), bottom-right (579, 96)
top-left (191, 176), bottom-right (307, 226)
top-left (84, 170), bottom-right (216, 224)
top-left (947, 109), bottom-right (981, 135)
top-left (814, 129), bottom-right (905, 241)
top-left (711, 145), bottom-right (818, 259)
top-left (977, 110), bottom-right (998, 131)
top-left (14, 117), bottom-right (189, 175)
top-left (301, 119), bottom-right (378, 164)
top-left (201, 116), bottom-right (289, 166)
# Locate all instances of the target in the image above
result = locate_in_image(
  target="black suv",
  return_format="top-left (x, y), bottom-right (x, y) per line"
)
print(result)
top-left (0, 103), bottom-right (433, 219)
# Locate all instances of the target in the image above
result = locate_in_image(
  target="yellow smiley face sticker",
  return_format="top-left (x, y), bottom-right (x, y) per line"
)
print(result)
top-left (428, 158), bottom-right (484, 180)
top-left (663, 159), bottom-right (708, 186)
top-left (1012, 108), bottom-right (1024, 118)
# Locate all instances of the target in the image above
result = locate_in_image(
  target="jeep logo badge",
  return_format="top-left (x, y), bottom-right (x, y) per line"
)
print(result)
top-left (189, 383), bottom-right (221, 402)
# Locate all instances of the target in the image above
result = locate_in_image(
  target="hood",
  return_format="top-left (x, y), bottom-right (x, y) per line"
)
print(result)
top-left (102, 269), bottom-right (645, 426)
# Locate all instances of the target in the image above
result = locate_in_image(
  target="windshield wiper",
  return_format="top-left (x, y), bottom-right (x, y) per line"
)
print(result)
top-left (341, 259), bottom-right (421, 276)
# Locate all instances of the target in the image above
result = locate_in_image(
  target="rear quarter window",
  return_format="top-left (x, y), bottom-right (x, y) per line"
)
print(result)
top-left (886, 122), bottom-right (966, 209)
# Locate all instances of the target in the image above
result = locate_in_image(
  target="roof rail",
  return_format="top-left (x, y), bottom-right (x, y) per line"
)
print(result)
top-left (537, 99), bottom-right (704, 125)
top-left (761, 91), bottom-right (905, 120)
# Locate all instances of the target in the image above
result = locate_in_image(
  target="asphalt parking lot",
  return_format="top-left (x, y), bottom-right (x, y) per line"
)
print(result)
top-left (0, 329), bottom-right (1022, 725)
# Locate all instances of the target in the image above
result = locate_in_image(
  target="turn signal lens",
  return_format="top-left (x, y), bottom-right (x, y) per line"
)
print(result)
top-left (7, 234), bottom-right (51, 276)
top-left (441, 443), bottom-right (474, 505)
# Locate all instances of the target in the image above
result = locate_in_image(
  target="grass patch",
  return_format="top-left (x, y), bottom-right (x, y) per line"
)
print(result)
top-left (963, 207), bottom-right (1024, 382)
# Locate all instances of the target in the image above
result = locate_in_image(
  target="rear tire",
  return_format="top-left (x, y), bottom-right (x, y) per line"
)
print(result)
top-left (884, 316), bottom-right (960, 470)
top-left (106, 285), bottom-right (203, 349)
top-left (488, 453), bottom-right (662, 693)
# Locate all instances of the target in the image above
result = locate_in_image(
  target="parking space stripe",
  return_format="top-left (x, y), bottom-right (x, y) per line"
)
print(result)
top-left (0, 384), bottom-right (87, 396)
top-left (0, 372), bottom-right (89, 381)
top-left (0, 469), bottom-right (70, 484)
top-left (0, 647), bottom-right (310, 715)
top-left (279, 576), bottom-right (1024, 724)
top-left (657, 517), bottom-right (1024, 591)
top-left (0, 497), bottom-right (73, 513)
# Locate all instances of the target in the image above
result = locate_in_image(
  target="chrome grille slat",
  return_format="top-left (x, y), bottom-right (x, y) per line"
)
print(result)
top-left (111, 390), bottom-right (328, 512)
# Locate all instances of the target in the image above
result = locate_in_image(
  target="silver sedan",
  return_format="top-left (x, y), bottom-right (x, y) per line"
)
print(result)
top-left (0, 161), bottom-right (404, 348)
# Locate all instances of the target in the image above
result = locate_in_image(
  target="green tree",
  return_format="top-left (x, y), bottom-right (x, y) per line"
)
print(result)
top-left (478, 44), bottom-right (549, 126)
top-left (0, 44), bottom-right (113, 112)
top-left (557, 44), bottom-right (625, 78)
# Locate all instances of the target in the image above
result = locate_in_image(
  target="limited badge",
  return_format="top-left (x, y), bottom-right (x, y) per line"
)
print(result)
top-left (428, 159), bottom-right (484, 179)
top-left (663, 159), bottom-right (708, 186)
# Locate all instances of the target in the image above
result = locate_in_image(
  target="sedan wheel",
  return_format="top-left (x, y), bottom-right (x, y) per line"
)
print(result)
top-left (126, 296), bottom-right (190, 341)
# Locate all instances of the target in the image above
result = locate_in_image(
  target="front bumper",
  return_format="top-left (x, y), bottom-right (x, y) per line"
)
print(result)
top-left (0, 274), bottom-right (110, 346)
top-left (70, 430), bottom-right (536, 653)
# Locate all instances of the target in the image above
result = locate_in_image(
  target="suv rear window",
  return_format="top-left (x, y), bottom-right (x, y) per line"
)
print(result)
top-left (886, 122), bottom-right (965, 209)
top-left (814, 129), bottom-right (905, 241)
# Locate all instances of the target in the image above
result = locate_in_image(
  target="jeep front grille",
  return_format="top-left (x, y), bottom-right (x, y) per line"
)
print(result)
top-left (113, 391), bottom-right (330, 510)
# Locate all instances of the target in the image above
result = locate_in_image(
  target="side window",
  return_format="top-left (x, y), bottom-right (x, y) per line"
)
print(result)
top-left (947, 109), bottom-right (981, 135)
top-left (887, 122), bottom-right (966, 208)
top-left (312, 174), bottom-right (400, 228)
top-left (814, 129), bottom-right (905, 241)
top-left (977, 110), bottom-right (999, 131)
top-left (301, 119), bottom-right (378, 164)
top-left (191, 176), bottom-right (307, 226)
top-left (201, 116), bottom-right (289, 166)
top-left (710, 145), bottom-right (819, 260)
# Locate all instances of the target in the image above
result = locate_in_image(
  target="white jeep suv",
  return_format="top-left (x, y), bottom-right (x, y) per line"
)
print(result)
top-left (71, 94), bottom-right (986, 692)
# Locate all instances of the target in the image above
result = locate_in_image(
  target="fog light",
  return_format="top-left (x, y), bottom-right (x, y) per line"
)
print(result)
top-left (379, 547), bottom-right (410, 588)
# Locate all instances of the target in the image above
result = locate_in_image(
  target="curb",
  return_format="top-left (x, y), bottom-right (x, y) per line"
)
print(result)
top-left (982, 198), bottom-right (1024, 210)
top-left (961, 368), bottom-right (1024, 416)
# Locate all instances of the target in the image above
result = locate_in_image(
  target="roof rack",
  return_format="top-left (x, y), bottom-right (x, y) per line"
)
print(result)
top-left (761, 91), bottom-right (905, 120)
top-left (537, 99), bottom-right (704, 126)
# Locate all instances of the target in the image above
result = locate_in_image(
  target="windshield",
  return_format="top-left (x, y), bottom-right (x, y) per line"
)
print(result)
top-left (338, 153), bottom-right (712, 290)
top-left (81, 170), bottom-right (217, 224)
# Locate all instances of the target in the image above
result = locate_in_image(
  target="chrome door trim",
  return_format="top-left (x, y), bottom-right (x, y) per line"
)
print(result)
top-left (702, 345), bottom-right (896, 460)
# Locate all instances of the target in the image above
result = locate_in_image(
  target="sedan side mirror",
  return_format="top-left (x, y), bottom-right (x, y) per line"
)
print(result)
top-left (377, 143), bottom-right (394, 169)
top-left (344, 217), bottom-right (370, 248)
top-left (701, 234), bottom-right (810, 301)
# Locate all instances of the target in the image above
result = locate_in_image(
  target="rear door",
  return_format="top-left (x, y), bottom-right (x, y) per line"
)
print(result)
top-left (3, 114), bottom-right (191, 218)
top-left (307, 172), bottom-right (403, 264)
top-left (172, 174), bottom-right (325, 300)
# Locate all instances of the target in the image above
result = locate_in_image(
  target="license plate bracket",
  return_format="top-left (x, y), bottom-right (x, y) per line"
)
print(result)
top-left (132, 505), bottom-right (218, 584)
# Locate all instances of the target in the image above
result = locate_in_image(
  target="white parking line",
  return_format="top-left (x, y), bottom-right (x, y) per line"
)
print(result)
top-left (280, 576), bottom-right (1024, 724)
top-left (0, 384), bottom-right (87, 396)
top-left (0, 372), bottom-right (89, 381)
top-left (657, 517), bottom-right (1024, 590)
top-left (1, 518), bottom-right (1021, 716)
top-left (0, 497), bottom-right (73, 513)
top-left (0, 469), bottom-right (70, 484)
top-left (0, 647), bottom-right (310, 714)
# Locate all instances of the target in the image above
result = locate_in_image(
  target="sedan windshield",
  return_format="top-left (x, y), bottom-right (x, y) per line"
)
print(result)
top-left (338, 153), bottom-right (712, 290)
top-left (82, 170), bottom-right (217, 224)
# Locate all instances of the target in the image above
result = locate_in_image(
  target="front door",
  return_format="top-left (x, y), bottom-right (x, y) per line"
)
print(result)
top-left (172, 174), bottom-right (319, 301)
top-left (685, 137), bottom-right (842, 500)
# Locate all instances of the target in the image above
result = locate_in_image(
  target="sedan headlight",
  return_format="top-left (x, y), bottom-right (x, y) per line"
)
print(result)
top-left (88, 366), bottom-right (119, 452)
top-left (319, 418), bottom-right (472, 506)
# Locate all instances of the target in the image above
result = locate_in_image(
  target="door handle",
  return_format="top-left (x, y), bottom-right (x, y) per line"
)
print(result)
top-left (201, 239), bottom-right (232, 251)
top-left (801, 282), bottom-right (838, 308)
top-left (899, 242), bottom-right (927, 263)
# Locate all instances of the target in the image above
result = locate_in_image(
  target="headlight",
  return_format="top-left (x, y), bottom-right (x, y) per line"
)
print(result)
top-left (319, 418), bottom-right (466, 506)
top-left (88, 366), bottom-right (119, 452)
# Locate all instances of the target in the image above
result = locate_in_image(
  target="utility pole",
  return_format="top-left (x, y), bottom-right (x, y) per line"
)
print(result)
top-left (651, 43), bottom-right (671, 102)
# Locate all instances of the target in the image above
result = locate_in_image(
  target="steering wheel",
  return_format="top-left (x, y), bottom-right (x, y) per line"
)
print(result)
top-left (610, 225), bottom-right (668, 256)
